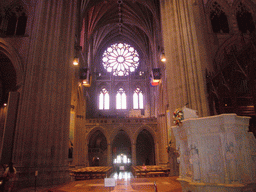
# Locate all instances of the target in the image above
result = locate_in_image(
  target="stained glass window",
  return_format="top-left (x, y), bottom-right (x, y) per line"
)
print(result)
top-left (99, 88), bottom-right (109, 110)
top-left (133, 88), bottom-right (143, 109)
top-left (102, 43), bottom-right (139, 76)
top-left (116, 88), bottom-right (126, 109)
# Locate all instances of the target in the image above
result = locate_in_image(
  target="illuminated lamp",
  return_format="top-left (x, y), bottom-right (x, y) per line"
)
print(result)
top-left (73, 56), bottom-right (79, 66)
top-left (150, 68), bottom-right (161, 86)
top-left (151, 79), bottom-right (159, 86)
top-left (160, 53), bottom-right (166, 62)
top-left (79, 67), bottom-right (91, 87)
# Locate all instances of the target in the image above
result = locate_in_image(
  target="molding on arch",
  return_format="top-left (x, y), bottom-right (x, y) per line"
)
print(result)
top-left (233, 0), bottom-right (256, 14)
top-left (132, 125), bottom-right (156, 145)
top-left (0, 39), bottom-right (24, 88)
top-left (85, 126), bottom-right (110, 144)
top-left (109, 128), bottom-right (132, 146)
top-left (205, 0), bottom-right (231, 15)
top-left (213, 34), bottom-right (251, 65)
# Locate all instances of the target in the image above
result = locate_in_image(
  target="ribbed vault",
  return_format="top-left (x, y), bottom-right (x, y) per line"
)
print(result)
top-left (79, 0), bottom-right (163, 68)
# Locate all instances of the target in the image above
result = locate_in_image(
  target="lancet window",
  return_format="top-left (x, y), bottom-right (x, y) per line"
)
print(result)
top-left (0, 5), bottom-right (27, 36)
top-left (99, 88), bottom-right (110, 110)
top-left (133, 88), bottom-right (143, 109)
top-left (116, 88), bottom-right (127, 109)
top-left (210, 2), bottom-right (229, 33)
top-left (236, 2), bottom-right (255, 33)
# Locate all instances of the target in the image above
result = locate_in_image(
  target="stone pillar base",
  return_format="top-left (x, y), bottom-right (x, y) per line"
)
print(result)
top-left (177, 178), bottom-right (256, 192)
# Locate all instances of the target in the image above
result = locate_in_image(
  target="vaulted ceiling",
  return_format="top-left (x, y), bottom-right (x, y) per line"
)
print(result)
top-left (79, 0), bottom-right (163, 67)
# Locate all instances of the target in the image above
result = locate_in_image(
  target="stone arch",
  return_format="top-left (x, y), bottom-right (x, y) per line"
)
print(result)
top-left (109, 128), bottom-right (132, 146)
top-left (86, 126), bottom-right (109, 144)
top-left (233, 0), bottom-right (256, 33)
top-left (111, 129), bottom-right (132, 168)
top-left (233, 0), bottom-right (256, 15)
top-left (213, 34), bottom-right (250, 70)
top-left (135, 128), bottom-right (155, 165)
top-left (87, 127), bottom-right (109, 166)
top-left (206, 0), bottom-right (231, 33)
top-left (132, 125), bottom-right (156, 145)
top-left (0, 40), bottom-right (23, 88)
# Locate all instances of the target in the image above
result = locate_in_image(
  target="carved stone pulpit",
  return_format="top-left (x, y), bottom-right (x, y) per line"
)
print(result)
top-left (172, 114), bottom-right (256, 192)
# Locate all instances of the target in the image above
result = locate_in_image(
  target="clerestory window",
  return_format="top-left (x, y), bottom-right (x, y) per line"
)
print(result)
top-left (3, 5), bottom-right (27, 36)
top-left (116, 88), bottom-right (126, 109)
top-left (133, 88), bottom-right (143, 109)
top-left (210, 2), bottom-right (229, 33)
top-left (236, 3), bottom-right (255, 33)
top-left (99, 88), bottom-right (109, 110)
top-left (102, 43), bottom-right (139, 76)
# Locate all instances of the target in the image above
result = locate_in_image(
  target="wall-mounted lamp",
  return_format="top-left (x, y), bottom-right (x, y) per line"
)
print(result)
top-left (3, 103), bottom-right (7, 107)
top-left (73, 46), bottom-right (82, 66)
top-left (79, 67), bottom-right (91, 87)
top-left (150, 68), bottom-right (161, 86)
top-left (160, 53), bottom-right (166, 62)
top-left (73, 56), bottom-right (79, 66)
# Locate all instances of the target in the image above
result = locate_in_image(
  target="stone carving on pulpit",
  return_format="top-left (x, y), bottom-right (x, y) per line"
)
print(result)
top-left (185, 149), bottom-right (192, 178)
top-left (226, 142), bottom-right (238, 183)
top-left (190, 145), bottom-right (201, 182)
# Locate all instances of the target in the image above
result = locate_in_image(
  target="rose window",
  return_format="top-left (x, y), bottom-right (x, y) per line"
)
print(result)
top-left (102, 43), bottom-right (139, 76)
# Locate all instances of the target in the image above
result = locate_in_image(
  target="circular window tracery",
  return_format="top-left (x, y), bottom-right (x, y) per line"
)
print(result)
top-left (102, 43), bottom-right (139, 76)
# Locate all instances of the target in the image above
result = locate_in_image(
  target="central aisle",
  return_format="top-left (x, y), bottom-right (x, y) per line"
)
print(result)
top-left (18, 172), bottom-right (182, 191)
top-left (49, 171), bottom-right (182, 192)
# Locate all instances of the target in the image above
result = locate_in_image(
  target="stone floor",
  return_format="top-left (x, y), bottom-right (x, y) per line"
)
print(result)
top-left (17, 172), bottom-right (182, 192)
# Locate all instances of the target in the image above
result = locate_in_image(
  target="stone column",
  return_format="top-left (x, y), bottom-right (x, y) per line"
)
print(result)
top-left (132, 143), bottom-right (136, 165)
top-left (12, 0), bottom-right (77, 188)
top-left (107, 143), bottom-right (112, 166)
top-left (160, 0), bottom-right (210, 117)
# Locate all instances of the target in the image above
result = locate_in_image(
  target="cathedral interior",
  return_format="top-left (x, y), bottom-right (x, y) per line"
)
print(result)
top-left (0, 0), bottom-right (256, 189)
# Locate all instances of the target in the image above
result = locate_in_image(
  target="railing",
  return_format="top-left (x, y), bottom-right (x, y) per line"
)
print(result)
top-left (85, 117), bottom-right (157, 125)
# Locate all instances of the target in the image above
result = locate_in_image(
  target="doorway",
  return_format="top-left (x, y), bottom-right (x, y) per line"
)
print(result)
top-left (112, 130), bottom-right (131, 172)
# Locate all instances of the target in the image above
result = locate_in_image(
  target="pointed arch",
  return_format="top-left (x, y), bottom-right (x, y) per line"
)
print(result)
top-left (234, 1), bottom-right (255, 33)
top-left (132, 125), bottom-right (156, 145)
top-left (87, 127), bottom-right (109, 166)
top-left (0, 40), bottom-right (23, 88)
top-left (206, 0), bottom-right (230, 33)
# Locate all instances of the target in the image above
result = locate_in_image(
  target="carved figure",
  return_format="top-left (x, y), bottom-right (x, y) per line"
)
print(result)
top-left (190, 146), bottom-right (201, 181)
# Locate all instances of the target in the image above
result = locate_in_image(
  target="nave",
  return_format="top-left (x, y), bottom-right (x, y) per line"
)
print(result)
top-left (18, 172), bottom-right (182, 192)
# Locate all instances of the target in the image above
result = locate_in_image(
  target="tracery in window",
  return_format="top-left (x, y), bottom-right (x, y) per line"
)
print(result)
top-left (3, 5), bottom-right (27, 36)
top-left (133, 88), bottom-right (143, 109)
top-left (99, 88), bottom-right (109, 110)
top-left (210, 2), bottom-right (229, 33)
top-left (236, 2), bottom-right (255, 33)
top-left (102, 43), bottom-right (139, 76)
top-left (116, 88), bottom-right (126, 109)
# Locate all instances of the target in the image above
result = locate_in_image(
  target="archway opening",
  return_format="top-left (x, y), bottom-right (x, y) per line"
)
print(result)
top-left (88, 130), bottom-right (108, 166)
top-left (112, 130), bottom-right (131, 172)
top-left (136, 129), bottom-right (155, 165)
top-left (0, 51), bottom-right (17, 105)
